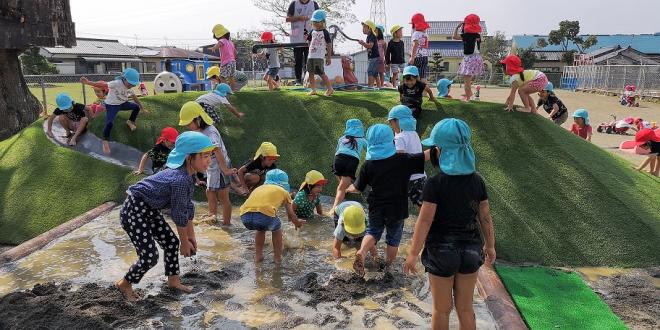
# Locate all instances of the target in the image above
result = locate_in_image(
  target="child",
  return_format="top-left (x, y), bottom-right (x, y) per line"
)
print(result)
top-left (206, 66), bottom-right (221, 86)
top-left (80, 77), bottom-right (108, 118)
top-left (179, 101), bottom-right (237, 225)
top-left (305, 10), bottom-right (334, 96)
top-left (386, 25), bottom-right (406, 87)
top-left (634, 128), bottom-right (660, 176)
top-left (82, 68), bottom-right (146, 155)
top-left (332, 119), bottom-right (368, 209)
top-left (357, 20), bottom-right (380, 88)
top-left (404, 118), bottom-right (496, 330)
top-left (376, 25), bottom-right (387, 88)
top-left (409, 13), bottom-right (430, 83)
top-left (259, 31), bottom-right (281, 91)
top-left (195, 83), bottom-right (244, 125)
top-left (500, 54), bottom-right (549, 113)
top-left (46, 93), bottom-right (91, 146)
top-left (453, 14), bottom-right (484, 102)
top-left (237, 142), bottom-right (280, 194)
top-left (293, 170), bottom-right (327, 219)
top-left (398, 66), bottom-right (436, 119)
top-left (388, 105), bottom-right (426, 207)
top-left (571, 109), bottom-right (592, 141)
top-left (347, 124), bottom-right (431, 276)
top-left (211, 24), bottom-right (237, 91)
top-left (437, 79), bottom-right (453, 99)
top-left (115, 131), bottom-right (215, 301)
top-left (332, 202), bottom-right (378, 260)
top-left (134, 127), bottom-right (178, 175)
top-left (138, 82), bottom-right (148, 96)
top-left (240, 169), bottom-right (305, 263)
top-left (536, 82), bottom-right (568, 125)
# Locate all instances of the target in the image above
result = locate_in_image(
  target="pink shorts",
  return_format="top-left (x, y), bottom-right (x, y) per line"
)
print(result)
top-left (527, 73), bottom-right (548, 92)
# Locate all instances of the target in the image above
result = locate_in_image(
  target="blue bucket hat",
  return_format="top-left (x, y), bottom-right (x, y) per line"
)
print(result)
top-left (376, 24), bottom-right (385, 33)
top-left (213, 83), bottom-right (234, 97)
top-left (437, 78), bottom-right (453, 97)
top-left (263, 169), bottom-right (291, 192)
top-left (120, 68), bottom-right (140, 86)
top-left (387, 105), bottom-right (416, 131)
top-left (344, 118), bottom-right (365, 137)
top-left (544, 81), bottom-right (554, 92)
top-left (421, 118), bottom-right (476, 175)
top-left (311, 9), bottom-right (326, 22)
top-left (573, 108), bottom-right (589, 125)
top-left (165, 131), bottom-right (215, 169)
top-left (55, 93), bottom-right (73, 111)
top-left (402, 66), bottom-right (419, 77)
top-left (365, 124), bottom-right (396, 160)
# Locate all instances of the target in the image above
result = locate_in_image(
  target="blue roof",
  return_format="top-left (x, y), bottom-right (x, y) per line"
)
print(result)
top-left (512, 34), bottom-right (660, 54)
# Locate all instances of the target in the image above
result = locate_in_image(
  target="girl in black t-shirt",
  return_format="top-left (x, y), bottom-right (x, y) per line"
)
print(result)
top-left (536, 82), bottom-right (569, 125)
top-left (46, 93), bottom-right (91, 147)
top-left (237, 142), bottom-right (280, 194)
top-left (453, 14), bottom-right (484, 102)
top-left (134, 127), bottom-right (179, 175)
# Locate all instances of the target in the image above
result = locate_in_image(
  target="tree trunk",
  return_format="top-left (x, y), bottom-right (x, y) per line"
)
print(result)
top-left (0, 49), bottom-right (41, 140)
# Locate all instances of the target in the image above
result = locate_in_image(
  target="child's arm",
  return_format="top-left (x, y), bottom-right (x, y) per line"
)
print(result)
top-left (285, 201), bottom-right (305, 228)
top-left (130, 94), bottom-right (149, 113)
top-left (332, 238), bottom-right (343, 259)
top-left (586, 130), bottom-right (592, 142)
top-left (210, 41), bottom-right (223, 52)
top-left (409, 40), bottom-right (419, 65)
top-left (186, 219), bottom-right (197, 254)
top-left (358, 39), bottom-right (374, 49)
top-left (315, 202), bottom-right (323, 216)
top-left (79, 76), bottom-right (107, 89)
top-left (346, 184), bottom-right (360, 193)
top-left (46, 114), bottom-right (56, 138)
top-left (213, 148), bottom-right (235, 175)
top-left (226, 104), bottom-right (244, 118)
top-left (404, 201), bottom-right (437, 275)
top-left (175, 221), bottom-right (194, 257)
top-left (505, 82), bottom-right (519, 111)
top-left (134, 153), bottom-right (149, 174)
top-left (325, 41), bottom-right (333, 65)
top-left (452, 23), bottom-right (463, 41)
top-left (426, 85), bottom-right (436, 101)
top-left (548, 104), bottom-right (560, 118)
top-left (478, 200), bottom-right (496, 264)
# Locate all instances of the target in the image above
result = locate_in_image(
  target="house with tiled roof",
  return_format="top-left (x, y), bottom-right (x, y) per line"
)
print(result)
top-left (40, 38), bottom-right (141, 74)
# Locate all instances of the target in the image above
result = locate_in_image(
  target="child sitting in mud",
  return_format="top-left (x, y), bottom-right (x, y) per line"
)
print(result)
top-left (332, 201), bottom-right (378, 260)
top-left (116, 131), bottom-right (215, 301)
top-left (46, 93), bottom-right (91, 146)
top-left (240, 169), bottom-right (305, 263)
top-left (293, 170), bottom-right (327, 219)
top-left (134, 127), bottom-right (178, 175)
top-left (236, 142), bottom-right (279, 195)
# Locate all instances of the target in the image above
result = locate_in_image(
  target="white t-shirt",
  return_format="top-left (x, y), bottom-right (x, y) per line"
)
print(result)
top-left (104, 80), bottom-right (135, 105)
top-left (308, 29), bottom-right (331, 59)
top-left (412, 31), bottom-right (429, 57)
top-left (394, 131), bottom-right (426, 180)
top-left (196, 92), bottom-right (230, 108)
top-left (201, 126), bottom-right (230, 171)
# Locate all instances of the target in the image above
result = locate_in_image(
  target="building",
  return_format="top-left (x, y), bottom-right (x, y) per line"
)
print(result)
top-left (40, 38), bottom-right (141, 74)
top-left (138, 46), bottom-right (220, 74)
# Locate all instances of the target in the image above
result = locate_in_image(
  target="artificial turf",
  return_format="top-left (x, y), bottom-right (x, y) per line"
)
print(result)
top-left (496, 265), bottom-right (627, 329)
top-left (86, 89), bottom-right (660, 267)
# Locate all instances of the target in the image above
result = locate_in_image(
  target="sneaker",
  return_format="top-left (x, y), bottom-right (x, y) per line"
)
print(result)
top-left (295, 81), bottom-right (302, 86)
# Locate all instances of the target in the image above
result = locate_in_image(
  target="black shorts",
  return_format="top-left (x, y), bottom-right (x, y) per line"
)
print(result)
top-left (413, 57), bottom-right (428, 79)
top-left (408, 177), bottom-right (426, 206)
top-left (332, 154), bottom-right (359, 180)
top-left (403, 103), bottom-right (423, 119)
top-left (422, 242), bottom-right (484, 277)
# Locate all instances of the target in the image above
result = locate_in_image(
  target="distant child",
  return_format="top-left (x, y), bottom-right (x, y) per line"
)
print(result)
top-left (179, 101), bottom-right (237, 225)
top-left (211, 24), bottom-right (237, 91)
top-left (195, 83), bottom-right (244, 125)
top-left (386, 25), bottom-right (406, 87)
top-left (347, 124), bottom-right (431, 276)
top-left (306, 10), bottom-right (334, 96)
top-left (240, 169), bottom-right (305, 263)
top-left (409, 13), bottom-right (430, 83)
top-left (332, 119), bottom-right (368, 209)
top-left (453, 14), bottom-right (484, 102)
top-left (501, 54), bottom-right (549, 113)
top-left (536, 82), bottom-right (568, 125)
top-left (134, 127), bottom-right (178, 175)
top-left (237, 142), bottom-right (280, 194)
top-left (398, 66), bottom-right (436, 119)
top-left (634, 128), bottom-right (660, 176)
top-left (80, 77), bottom-right (108, 117)
top-left (138, 82), bottom-right (148, 96)
top-left (376, 25), bottom-right (387, 88)
top-left (46, 93), bottom-right (90, 146)
top-left (358, 20), bottom-right (380, 88)
top-left (332, 202), bottom-right (378, 260)
top-left (259, 31), bottom-right (281, 91)
top-left (571, 109), bottom-right (592, 141)
top-left (388, 105), bottom-right (426, 207)
top-left (437, 79), bottom-right (454, 99)
top-left (115, 131), bottom-right (215, 301)
top-left (293, 170), bottom-right (327, 219)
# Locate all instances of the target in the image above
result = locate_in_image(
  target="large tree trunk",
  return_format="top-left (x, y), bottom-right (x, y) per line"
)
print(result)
top-left (0, 49), bottom-right (41, 140)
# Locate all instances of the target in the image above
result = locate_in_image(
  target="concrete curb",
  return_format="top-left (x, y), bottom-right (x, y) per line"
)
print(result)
top-left (477, 265), bottom-right (528, 329)
top-left (0, 202), bottom-right (117, 265)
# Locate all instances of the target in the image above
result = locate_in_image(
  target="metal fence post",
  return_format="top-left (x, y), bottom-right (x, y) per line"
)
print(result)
top-left (40, 75), bottom-right (47, 115)
top-left (81, 80), bottom-right (87, 105)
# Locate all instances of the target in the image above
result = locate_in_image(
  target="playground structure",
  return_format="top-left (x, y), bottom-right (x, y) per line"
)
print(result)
top-left (153, 57), bottom-right (215, 94)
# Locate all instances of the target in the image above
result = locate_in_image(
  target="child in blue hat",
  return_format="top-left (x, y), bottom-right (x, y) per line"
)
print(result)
top-left (195, 83), bottom-right (244, 125)
top-left (332, 119), bottom-right (368, 210)
top-left (115, 131), bottom-right (215, 301)
top-left (46, 93), bottom-right (91, 146)
top-left (388, 105), bottom-right (426, 207)
top-left (536, 82), bottom-right (568, 125)
top-left (398, 66), bottom-right (435, 119)
top-left (571, 109), bottom-right (592, 141)
top-left (403, 118), bottom-right (496, 330)
top-left (437, 79), bottom-right (454, 99)
top-left (306, 9), bottom-right (334, 96)
top-left (240, 169), bottom-right (305, 263)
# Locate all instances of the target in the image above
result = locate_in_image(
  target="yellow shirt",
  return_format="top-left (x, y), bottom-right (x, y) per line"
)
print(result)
top-left (240, 184), bottom-right (292, 217)
top-left (509, 70), bottom-right (542, 85)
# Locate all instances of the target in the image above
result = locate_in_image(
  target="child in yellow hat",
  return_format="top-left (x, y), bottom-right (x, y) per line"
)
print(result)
top-left (237, 142), bottom-right (280, 194)
top-left (293, 170), bottom-right (327, 218)
top-left (332, 202), bottom-right (378, 260)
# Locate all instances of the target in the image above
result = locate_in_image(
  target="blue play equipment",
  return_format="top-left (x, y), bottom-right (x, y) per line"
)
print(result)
top-left (161, 56), bottom-right (214, 91)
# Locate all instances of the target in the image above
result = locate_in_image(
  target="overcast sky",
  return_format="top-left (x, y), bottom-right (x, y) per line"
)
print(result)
top-left (71, 0), bottom-right (660, 53)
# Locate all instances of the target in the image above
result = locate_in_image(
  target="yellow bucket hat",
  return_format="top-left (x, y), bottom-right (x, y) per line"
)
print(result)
top-left (206, 66), bottom-right (220, 79)
top-left (179, 101), bottom-right (214, 126)
top-left (342, 205), bottom-right (366, 235)
top-left (361, 20), bottom-right (377, 35)
top-left (254, 142), bottom-right (280, 160)
top-left (390, 24), bottom-right (403, 35)
top-left (299, 170), bottom-right (328, 190)
top-left (212, 24), bottom-right (229, 39)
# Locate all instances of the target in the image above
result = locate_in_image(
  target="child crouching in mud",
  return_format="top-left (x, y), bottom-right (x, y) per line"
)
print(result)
top-left (115, 131), bottom-right (214, 301)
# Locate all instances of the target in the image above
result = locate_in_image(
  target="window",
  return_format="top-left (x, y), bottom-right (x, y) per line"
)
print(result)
top-left (196, 65), bottom-right (204, 81)
top-left (145, 62), bottom-right (157, 73)
top-left (105, 62), bottom-right (121, 73)
top-left (443, 62), bottom-right (449, 71)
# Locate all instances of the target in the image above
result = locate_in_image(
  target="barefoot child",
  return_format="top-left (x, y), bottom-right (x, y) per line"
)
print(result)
top-left (237, 142), bottom-right (280, 194)
top-left (240, 169), bottom-right (305, 263)
top-left (179, 102), bottom-right (237, 225)
top-left (134, 127), bottom-right (178, 175)
top-left (211, 24), bottom-right (237, 91)
top-left (437, 79), bottom-right (454, 99)
top-left (536, 82), bottom-right (568, 125)
top-left (332, 119), bottom-right (367, 209)
top-left (634, 128), bottom-right (660, 176)
top-left (46, 93), bottom-right (90, 146)
top-left (386, 25), bottom-right (406, 87)
top-left (388, 105), bottom-right (426, 207)
top-left (306, 10), bottom-right (334, 96)
top-left (571, 109), bottom-right (592, 142)
top-left (376, 25), bottom-right (387, 88)
top-left (332, 202), bottom-right (378, 260)
top-left (259, 31), bottom-right (282, 91)
top-left (501, 54), bottom-right (548, 113)
top-left (398, 66), bottom-right (436, 119)
top-left (115, 131), bottom-right (214, 301)
top-left (409, 13), bottom-right (431, 87)
top-left (453, 14), bottom-right (484, 102)
top-left (293, 170), bottom-right (327, 219)
top-left (80, 77), bottom-right (109, 117)
top-left (195, 83), bottom-right (244, 125)
top-left (357, 20), bottom-right (380, 88)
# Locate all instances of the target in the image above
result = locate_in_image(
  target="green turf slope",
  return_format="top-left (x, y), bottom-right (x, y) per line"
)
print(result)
top-left (0, 120), bottom-right (133, 244)
top-left (89, 90), bottom-right (660, 267)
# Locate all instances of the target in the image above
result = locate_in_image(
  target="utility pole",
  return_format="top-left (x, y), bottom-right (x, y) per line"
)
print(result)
top-left (370, 0), bottom-right (387, 31)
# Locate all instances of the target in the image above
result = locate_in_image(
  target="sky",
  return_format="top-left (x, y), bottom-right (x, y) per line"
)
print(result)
top-left (70, 0), bottom-right (660, 54)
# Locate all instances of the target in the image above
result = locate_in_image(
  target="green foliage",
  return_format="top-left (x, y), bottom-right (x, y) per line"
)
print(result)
top-left (538, 20), bottom-right (599, 55)
top-left (516, 46), bottom-right (537, 69)
top-left (481, 32), bottom-right (508, 84)
top-left (20, 47), bottom-right (57, 75)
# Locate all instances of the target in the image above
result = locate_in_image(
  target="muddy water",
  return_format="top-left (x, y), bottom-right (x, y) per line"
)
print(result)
top-left (0, 203), bottom-right (496, 329)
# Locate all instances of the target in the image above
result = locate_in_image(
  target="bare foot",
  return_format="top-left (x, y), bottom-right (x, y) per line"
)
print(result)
top-left (167, 276), bottom-right (193, 293)
top-left (308, 90), bottom-right (317, 96)
top-left (115, 279), bottom-right (140, 302)
top-left (324, 89), bottom-right (334, 97)
top-left (353, 253), bottom-right (365, 277)
top-left (68, 138), bottom-right (77, 147)
top-left (126, 120), bottom-right (137, 131)
top-left (274, 256), bottom-right (282, 264)
top-left (256, 254), bottom-right (264, 263)
top-left (222, 219), bottom-right (231, 226)
top-left (102, 140), bottom-right (111, 154)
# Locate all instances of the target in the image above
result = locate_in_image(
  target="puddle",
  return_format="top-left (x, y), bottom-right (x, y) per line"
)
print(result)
top-left (576, 267), bottom-right (630, 282)
top-left (0, 204), bottom-right (496, 329)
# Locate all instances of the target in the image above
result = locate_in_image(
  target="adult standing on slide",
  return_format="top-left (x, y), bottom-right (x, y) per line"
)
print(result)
top-left (287, 0), bottom-right (320, 85)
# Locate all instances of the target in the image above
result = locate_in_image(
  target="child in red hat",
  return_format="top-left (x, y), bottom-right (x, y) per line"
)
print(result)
top-left (634, 128), bottom-right (660, 176)
top-left (453, 14), bottom-right (484, 102)
top-left (500, 54), bottom-right (548, 113)
top-left (134, 127), bottom-right (179, 175)
top-left (408, 13), bottom-right (434, 97)
top-left (257, 31), bottom-right (282, 91)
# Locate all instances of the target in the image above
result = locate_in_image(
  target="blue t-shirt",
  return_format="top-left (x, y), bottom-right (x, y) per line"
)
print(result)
top-left (335, 136), bottom-right (367, 159)
top-left (333, 201), bottom-right (367, 241)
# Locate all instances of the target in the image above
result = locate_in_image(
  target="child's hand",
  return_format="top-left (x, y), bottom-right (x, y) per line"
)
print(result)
top-left (408, 58), bottom-right (415, 65)
top-left (293, 218), bottom-right (306, 229)
top-left (325, 57), bottom-right (331, 66)
top-left (484, 246), bottom-right (496, 265)
top-left (403, 254), bottom-right (418, 275)
top-left (236, 112), bottom-right (245, 119)
top-left (79, 76), bottom-right (89, 84)
top-left (188, 237), bottom-right (197, 255)
top-left (195, 180), bottom-right (206, 187)
top-left (223, 168), bottom-right (237, 176)
top-left (132, 169), bottom-right (144, 175)
top-left (180, 240), bottom-right (193, 257)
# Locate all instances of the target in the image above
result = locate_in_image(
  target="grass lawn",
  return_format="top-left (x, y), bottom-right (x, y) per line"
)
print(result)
top-left (0, 120), bottom-right (135, 245)
top-left (496, 265), bottom-right (626, 329)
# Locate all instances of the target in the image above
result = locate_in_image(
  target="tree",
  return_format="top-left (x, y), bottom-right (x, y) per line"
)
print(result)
top-left (537, 21), bottom-right (598, 64)
top-left (517, 47), bottom-right (537, 69)
top-left (0, 0), bottom-right (75, 140)
top-left (429, 52), bottom-right (444, 81)
top-left (20, 47), bottom-right (58, 75)
top-left (480, 31), bottom-right (508, 84)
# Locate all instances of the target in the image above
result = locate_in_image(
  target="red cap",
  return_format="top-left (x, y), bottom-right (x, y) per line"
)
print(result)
top-left (260, 31), bottom-right (274, 42)
top-left (635, 128), bottom-right (660, 146)
top-left (156, 127), bottom-right (179, 145)
top-left (463, 14), bottom-right (482, 33)
top-left (500, 54), bottom-right (524, 75)
top-left (410, 13), bottom-right (430, 31)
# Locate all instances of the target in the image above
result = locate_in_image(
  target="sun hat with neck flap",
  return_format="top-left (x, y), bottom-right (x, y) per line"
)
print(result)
top-left (264, 169), bottom-right (291, 192)
top-left (165, 131), bottom-right (215, 169)
top-left (365, 124), bottom-right (396, 160)
top-left (463, 14), bottom-right (482, 34)
top-left (421, 118), bottom-right (476, 175)
top-left (254, 142), bottom-right (279, 160)
top-left (344, 118), bottom-right (365, 137)
top-left (387, 105), bottom-right (417, 132)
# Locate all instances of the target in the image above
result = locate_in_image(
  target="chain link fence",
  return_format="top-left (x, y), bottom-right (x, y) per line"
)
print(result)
top-left (561, 65), bottom-right (660, 99)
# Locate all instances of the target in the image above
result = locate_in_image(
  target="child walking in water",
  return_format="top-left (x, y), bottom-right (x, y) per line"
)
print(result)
top-left (332, 119), bottom-right (368, 210)
top-left (453, 14), bottom-right (484, 102)
top-left (211, 24), bottom-right (237, 91)
top-left (386, 25), bottom-right (406, 87)
top-left (358, 20), bottom-right (381, 88)
top-left (388, 105), bottom-right (426, 207)
top-left (306, 10), bottom-right (334, 96)
top-left (571, 109), bottom-right (592, 142)
top-left (501, 54), bottom-right (549, 113)
top-left (115, 131), bottom-right (214, 301)
top-left (134, 127), bottom-right (178, 175)
top-left (293, 170), bottom-right (327, 219)
top-left (332, 202), bottom-right (378, 260)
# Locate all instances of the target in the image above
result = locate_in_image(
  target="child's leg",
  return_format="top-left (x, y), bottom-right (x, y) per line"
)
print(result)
top-left (102, 105), bottom-right (121, 154)
top-left (219, 187), bottom-right (231, 225)
top-left (384, 218), bottom-right (405, 265)
top-left (636, 156), bottom-right (652, 170)
top-left (428, 273), bottom-right (456, 329)
top-left (368, 76), bottom-right (375, 87)
top-left (378, 73), bottom-right (384, 88)
top-left (255, 231), bottom-right (266, 262)
top-left (244, 173), bottom-right (261, 191)
top-left (123, 102), bottom-right (141, 130)
top-left (321, 74), bottom-right (334, 96)
top-left (308, 72), bottom-right (317, 94)
top-left (150, 211), bottom-right (192, 293)
top-left (651, 156), bottom-right (659, 176)
top-left (369, 244), bottom-right (379, 261)
top-left (57, 115), bottom-right (73, 137)
top-left (272, 229), bottom-right (283, 264)
top-left (206, 189), bottom-right (218, 219)
top-left (463, 75), bottom-right (473, 100)
top-left (333, 176), bottom-right (352, 209)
